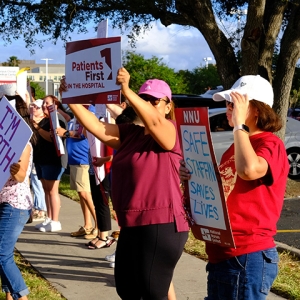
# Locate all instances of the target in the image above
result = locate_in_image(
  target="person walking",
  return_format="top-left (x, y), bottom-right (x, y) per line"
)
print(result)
top-left (67, 67), bottom-right (189, 299)
top-left (180, 75), bottom-right (289, 300)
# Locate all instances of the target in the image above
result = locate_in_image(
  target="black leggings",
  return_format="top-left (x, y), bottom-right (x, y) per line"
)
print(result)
top-left (115, 223), bottom-right (188, 300)
top-left (89, 174), bottom-right (111, 232)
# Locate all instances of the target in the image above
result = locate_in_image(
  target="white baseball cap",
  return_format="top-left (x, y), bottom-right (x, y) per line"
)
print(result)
top-left (213, 75), bottom-right (274, 107)
top-left (34, 99), bottom-right (44, 108)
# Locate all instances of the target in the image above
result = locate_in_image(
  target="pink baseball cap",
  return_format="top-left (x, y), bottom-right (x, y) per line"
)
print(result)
top-left (138, 79), bottom-right (172, 101)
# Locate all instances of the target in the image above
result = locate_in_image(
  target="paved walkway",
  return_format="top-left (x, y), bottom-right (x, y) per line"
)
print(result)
top-left (16, 194), bottom-right (286, 300)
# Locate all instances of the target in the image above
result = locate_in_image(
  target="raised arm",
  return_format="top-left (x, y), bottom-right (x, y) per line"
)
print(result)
top-left (116, 68), bottom-right (176, 150)
top-left (231, 92), bottom-right (269, 180)
top-left (68, 104), bottom-right (121, 149)
top-left (106, 104), bottom-right (124, 120)
top-left (32, 120), bottom-right (52, 142)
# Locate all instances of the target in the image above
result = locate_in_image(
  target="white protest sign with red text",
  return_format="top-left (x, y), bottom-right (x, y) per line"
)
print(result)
top-left (47, 104), bottom-right (65, 157)
top-left (0, 96), bottom-right (32, 190)
top-left (0, 67), bottom-right (19, 85)
top-left (175, 107), bottom-right (235, 247)
top-left (86, 131), bottom-right (105, 185)
top-left (62, 37), bottom-right (121, 104)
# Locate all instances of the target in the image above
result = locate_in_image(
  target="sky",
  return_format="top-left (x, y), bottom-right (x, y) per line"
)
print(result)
top-left (0, 21), bottom-right (215, 71)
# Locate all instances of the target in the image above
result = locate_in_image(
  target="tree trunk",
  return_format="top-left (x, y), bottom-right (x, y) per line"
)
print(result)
top-left (258, 0), bottom-right (287, 82)
top-left (241, 0), bottom-right (266, 75)
top-left (273, 4), bottom-right (300, 140)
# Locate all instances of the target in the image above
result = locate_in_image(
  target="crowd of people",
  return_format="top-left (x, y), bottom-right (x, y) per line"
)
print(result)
top-left (0, 70), bottom-right (289, 300)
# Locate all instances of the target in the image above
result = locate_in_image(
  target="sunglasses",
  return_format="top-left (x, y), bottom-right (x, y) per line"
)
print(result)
top-left (31, 105), bottom-right (41, 109)
top-left (226, 101), bottom-right (234, 108)
top-left (139, 94), bottom-right (169, 105)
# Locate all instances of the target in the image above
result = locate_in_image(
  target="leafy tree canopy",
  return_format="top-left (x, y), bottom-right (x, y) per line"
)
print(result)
top-left (2, 0), bottom-right (300, 138)
top-left (30, 81), bottom-right (46, 100)
top-left (123, 51), bottom-right (189, 94)
top-left (123, 51), bottom-right (221, 95)
top-left (179, 65), bottom-right (222, 95)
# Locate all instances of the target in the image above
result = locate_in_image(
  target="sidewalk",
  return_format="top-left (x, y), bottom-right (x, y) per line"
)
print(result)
top-left (17, 194), bottom-right (286, 300)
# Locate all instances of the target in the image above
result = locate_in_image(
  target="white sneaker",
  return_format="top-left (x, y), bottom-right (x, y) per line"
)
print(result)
top-left (109, 262), bottom-right (115, 268)
top-left (35, 217), bottom-right (51, 229)
top-left (39, 221), bottom-right (62, 232)
top-left (105, 252), bottom-right (115, 262)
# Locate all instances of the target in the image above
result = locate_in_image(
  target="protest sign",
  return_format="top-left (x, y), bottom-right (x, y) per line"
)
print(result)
top-left (86, 131), bottom-right (105, 185)
top-left (175, 107), bottom-right (234, 247)
top-left (0, 67), bottom-right (19, 85)
top-left (97, 19), bottom-right (108, 38)
top-left (62, 37), bottom-right (121, 105)
top-left (0, 96), bottom-right (32, 190)
top-left (0, 67), bottom-right (30, 102)
top-left (95, 104), bottom-right (107, 119)
top-left (47, 104), bottom-right (65, 156)
top-left (16, 68), bottom-right (30, 102)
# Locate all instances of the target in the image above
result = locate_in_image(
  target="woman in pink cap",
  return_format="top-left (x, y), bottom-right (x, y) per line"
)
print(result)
top-left (68, 67), bottom-right (189, 300)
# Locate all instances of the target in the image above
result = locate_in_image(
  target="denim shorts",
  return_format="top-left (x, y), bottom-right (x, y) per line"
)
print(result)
top-left (35, 164), bottom-right (65, 181)
top-left (205, 248), bottom-right (279, 300)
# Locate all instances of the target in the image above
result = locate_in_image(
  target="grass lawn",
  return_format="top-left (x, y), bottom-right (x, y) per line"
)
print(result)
top-left (1, 175), bottom-right (299, 299)
top-left (0, 252), bottom-right (65, 300)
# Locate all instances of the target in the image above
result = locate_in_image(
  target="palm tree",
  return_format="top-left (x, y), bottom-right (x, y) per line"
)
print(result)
top-left (2, 56), bottom-right (21, 66)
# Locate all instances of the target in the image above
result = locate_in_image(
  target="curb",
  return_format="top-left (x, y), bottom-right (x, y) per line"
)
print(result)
top-left (276, 241), bottom-right (300, 258)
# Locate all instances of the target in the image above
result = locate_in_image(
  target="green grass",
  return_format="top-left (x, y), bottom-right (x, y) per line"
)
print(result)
top-left (273, 252), bottom-right (300, 299)
top-left (0, 251), bottom-right (65, 300)
top-left (58, 174), bottom-right (79, 201)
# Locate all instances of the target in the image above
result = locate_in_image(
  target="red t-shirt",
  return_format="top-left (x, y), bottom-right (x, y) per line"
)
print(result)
top-left (104, 145), bottom-right (113, 175)
top-left (206, 132), bottom-right (289, 263)
top-left (111, 121), bottom-right (189, 232)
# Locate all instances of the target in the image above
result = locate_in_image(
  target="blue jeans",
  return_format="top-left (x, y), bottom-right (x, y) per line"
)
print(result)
top-left (205, 248), bottom-right (278, 300)
top-left (30, 171), bottom-right (46, 211)
top-left (0, 203), bottom-right (30, 299)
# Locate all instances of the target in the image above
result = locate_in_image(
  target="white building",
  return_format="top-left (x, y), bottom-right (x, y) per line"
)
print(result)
top-left (19, 60), bottom-right (65, 98)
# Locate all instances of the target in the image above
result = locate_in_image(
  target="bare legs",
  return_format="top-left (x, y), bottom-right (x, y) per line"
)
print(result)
top-left (78, 191), bottom-right (97, 230)
top-left (168, 281), bottom-right (176, 300)
top-left (41, 179), bottom-right (61, 221)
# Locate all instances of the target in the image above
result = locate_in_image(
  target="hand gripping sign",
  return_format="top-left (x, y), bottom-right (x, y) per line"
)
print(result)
top-left (175, 107), bottom-right (235, 248)
top-left (0, 96), bottom-right (32, 190)
top-left (62, 37), bottom-right (121, 105)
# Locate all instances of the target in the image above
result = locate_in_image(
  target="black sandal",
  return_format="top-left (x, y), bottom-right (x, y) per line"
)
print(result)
top-left (88, 237), bottom-right (116, 249)
top-left (85, 237), bottom-right (99, 247)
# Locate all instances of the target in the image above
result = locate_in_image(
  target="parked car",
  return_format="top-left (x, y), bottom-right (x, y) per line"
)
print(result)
top-left (287, 107), bottom-right (300, 121)
top-left (173, 92), bottom-right (300, 180)
top-left (208, 108), bottom-right (300, 180)
top-left (172, 94), bottom-right (225, 109)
